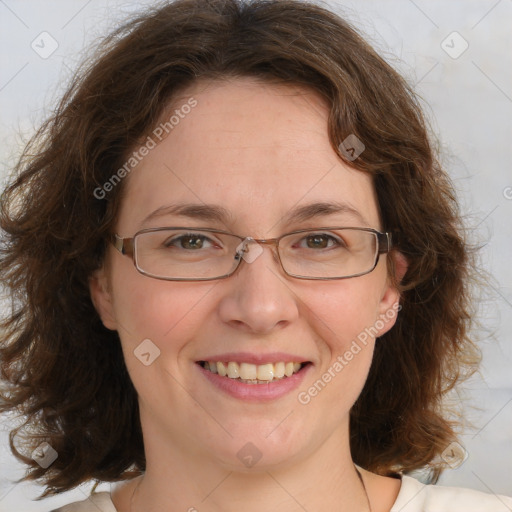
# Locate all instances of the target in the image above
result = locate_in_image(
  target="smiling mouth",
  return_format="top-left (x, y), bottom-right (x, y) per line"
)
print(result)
top-left (198, 361), bottom-right (309, 384)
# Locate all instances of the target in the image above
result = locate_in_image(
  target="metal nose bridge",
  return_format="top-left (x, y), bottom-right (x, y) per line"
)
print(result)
top-left (234, 236), bottom-right (281, 261)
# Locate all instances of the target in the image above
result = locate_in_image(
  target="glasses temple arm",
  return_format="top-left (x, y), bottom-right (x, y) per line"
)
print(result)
top-left (112, 234), bottom-right (134, 256)
top-left (378, 232), bottom-right (392, 254)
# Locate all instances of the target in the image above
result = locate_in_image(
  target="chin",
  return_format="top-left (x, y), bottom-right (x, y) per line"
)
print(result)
top-left (202, 424), bottom-right (308, 472)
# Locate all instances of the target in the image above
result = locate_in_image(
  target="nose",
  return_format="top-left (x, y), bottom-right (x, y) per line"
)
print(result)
top-left (217, 240), bottom-right (299, 334)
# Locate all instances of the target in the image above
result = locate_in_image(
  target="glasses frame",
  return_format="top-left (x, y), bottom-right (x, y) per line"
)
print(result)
top-left (112, 226), bottom-right (392, 281)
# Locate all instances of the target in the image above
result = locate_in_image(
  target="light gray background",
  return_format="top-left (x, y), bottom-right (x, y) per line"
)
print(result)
top-left (1, 0), bottom-right (511, 510)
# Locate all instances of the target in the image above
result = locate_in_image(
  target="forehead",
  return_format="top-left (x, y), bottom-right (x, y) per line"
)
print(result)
top-left (117, 77), bottom-right (380, 235)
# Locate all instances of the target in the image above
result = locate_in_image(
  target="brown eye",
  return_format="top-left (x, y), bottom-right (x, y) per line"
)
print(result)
top-left (164, 234), bottom-right (212, 250)
top-left (182, 235), bottom-right (205, 249)
top-left (305, 234), bottom-right (331, 249)
top-left (298, 233), bottom-right (344, 250)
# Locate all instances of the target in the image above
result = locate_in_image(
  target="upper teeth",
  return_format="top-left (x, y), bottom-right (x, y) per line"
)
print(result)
top-left (203, 361), bottom-right (302, 381)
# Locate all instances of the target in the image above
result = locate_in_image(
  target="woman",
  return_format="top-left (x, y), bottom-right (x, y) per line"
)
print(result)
top-left (1, 0), bottom-right (510, 511)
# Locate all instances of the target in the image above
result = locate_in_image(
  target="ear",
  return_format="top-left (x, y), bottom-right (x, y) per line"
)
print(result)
top-left (89, 266), bottom-right (118, 331)
top-left (375, 251), bottom-right (408, 337)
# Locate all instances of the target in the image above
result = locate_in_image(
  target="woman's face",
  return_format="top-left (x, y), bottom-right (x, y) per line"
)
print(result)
top-left (91, 77), bottom-right (401, 471)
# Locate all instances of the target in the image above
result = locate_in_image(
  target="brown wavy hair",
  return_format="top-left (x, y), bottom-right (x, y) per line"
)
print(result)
top-left (0, 0), bottom-right (481, 498)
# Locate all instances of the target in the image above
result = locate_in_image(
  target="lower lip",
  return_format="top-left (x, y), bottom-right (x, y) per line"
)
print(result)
top-left (196, 363), bottom-right (311, 402)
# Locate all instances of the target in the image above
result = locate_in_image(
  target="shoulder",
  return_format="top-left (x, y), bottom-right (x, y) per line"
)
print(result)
top-left (391, 474), bottom-right (512, 512)
top-left (50, 492), bottom-right (117, 512)
top-left (48, 477), bottom-right (512, 512)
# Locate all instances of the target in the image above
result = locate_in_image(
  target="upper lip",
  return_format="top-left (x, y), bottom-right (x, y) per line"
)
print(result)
top-left (196, 352), bottom-right (311, 365)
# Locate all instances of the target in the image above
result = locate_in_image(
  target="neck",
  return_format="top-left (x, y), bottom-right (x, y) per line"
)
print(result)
top-left (120, 416), bottom-right (372, 512)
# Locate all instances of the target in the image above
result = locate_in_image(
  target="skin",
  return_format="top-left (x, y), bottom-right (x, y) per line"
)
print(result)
top-left (90, 77), bottom-right (406, 512)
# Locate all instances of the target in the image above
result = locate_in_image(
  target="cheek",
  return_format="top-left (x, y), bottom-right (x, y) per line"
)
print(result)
top-left (303, 275), bottom-right (383, 349)
top-left (109, 269), bottom-right (214, 363)
top-left (296, 276), bottom-right (384, 402)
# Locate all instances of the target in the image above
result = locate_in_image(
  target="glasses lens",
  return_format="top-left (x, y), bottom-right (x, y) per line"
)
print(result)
top-left (134, 229), bottom-right (241, 280)
top-left (131, 227), bottom-right (381, 280)
top-left (279, 228), bottom-right (378, 278)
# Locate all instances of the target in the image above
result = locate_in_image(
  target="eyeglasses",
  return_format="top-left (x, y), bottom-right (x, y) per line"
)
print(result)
top-left (112, 226), bottom-right (392, 281)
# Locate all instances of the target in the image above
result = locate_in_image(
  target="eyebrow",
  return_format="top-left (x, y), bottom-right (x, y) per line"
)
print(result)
top-left (140, 201), bottom-right (369, 229)
top-left (140, 203), bottom-right (235, 228)
top-left (280, 201), bottom-right (369, 226)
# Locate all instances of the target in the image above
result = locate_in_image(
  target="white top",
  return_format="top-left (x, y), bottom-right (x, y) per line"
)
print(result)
top-left (51, 475), bottom-right (512, 512)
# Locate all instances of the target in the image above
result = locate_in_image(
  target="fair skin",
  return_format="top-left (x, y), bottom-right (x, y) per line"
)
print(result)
top-left (90, 77), bottom-right (405, 512)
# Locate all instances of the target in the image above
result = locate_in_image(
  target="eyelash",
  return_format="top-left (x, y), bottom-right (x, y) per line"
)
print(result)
top-left (163, 234), bottom-right (218, 249)
top-left (163, 232), bottom-right (345, 250)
